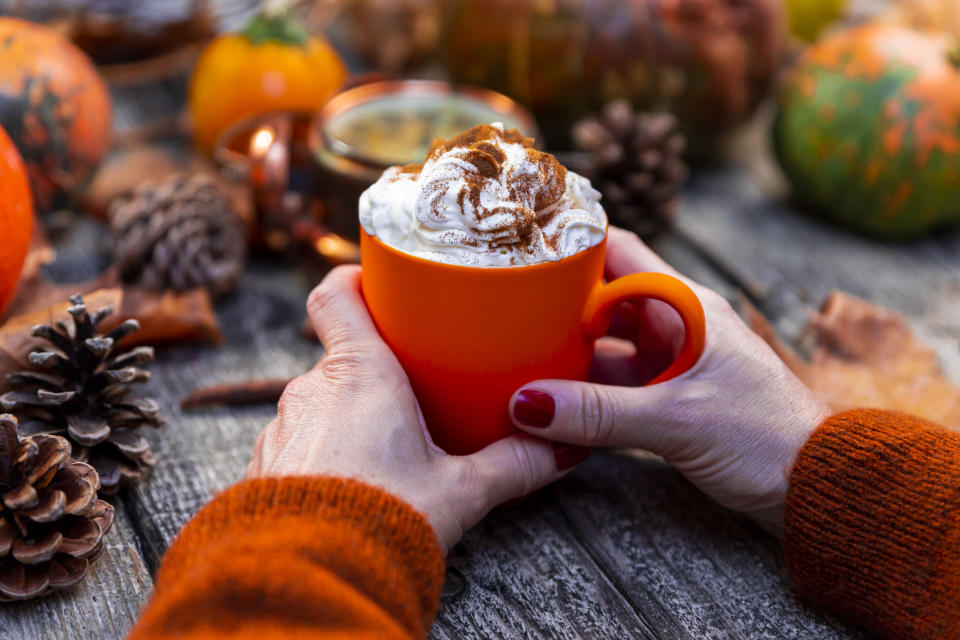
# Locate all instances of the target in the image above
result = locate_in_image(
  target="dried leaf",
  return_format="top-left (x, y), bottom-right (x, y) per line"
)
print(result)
top-left (117, 287), bottom-right (224, 347)
top-left (4, 268), bottom-right (119, 324)
top-left (0, 287), bottom-right (223, 394)
top-left (2, 223), bottom-right (57, 322)
top-left (747, 292), bottom-right (960, 430)
top-left (0, 290), bottom-right (123, 388)
top-left (81, 146), bottom-right (253, 231)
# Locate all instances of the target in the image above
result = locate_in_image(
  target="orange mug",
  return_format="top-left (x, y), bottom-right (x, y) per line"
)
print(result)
top-left (360, 230), bottom-right (706, 455)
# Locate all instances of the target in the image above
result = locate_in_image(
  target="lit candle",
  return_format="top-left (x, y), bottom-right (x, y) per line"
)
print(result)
top-left (214, 111), bottom-right (302, 252)
top-left (250, 126), bottom-right (275, 158)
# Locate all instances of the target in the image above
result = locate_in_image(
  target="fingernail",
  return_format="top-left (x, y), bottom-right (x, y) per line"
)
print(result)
top-left (512, 389), bottom-right (555, 428)
top-left (553, 444), bottom-right (591, 471)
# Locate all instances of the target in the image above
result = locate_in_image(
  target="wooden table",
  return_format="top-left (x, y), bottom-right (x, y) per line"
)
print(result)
top-left (6, 16), bottom-right (960, 640)
top-left (10, 150), bottom-right (959, 640)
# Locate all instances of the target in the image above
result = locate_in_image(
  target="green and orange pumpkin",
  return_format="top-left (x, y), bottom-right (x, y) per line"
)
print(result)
top-left (774, 24), bottom-right (960, 238)
top-left (0, 18), bottom-right (111, 213)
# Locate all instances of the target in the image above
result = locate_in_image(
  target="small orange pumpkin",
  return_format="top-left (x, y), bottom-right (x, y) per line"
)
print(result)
top-left (0, 124), bottom-right (34, 316)
top-left (0, 18), bottom-right (111, 213)
top-left (189, 10), bottom-right (346, 154)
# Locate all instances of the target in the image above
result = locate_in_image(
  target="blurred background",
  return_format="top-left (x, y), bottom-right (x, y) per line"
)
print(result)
top-left (0, 0), bottom-right (947, 267)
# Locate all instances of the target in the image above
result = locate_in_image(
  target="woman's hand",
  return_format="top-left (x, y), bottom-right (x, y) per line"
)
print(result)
top-left (247, 265), bottom-right (578, 552)
top-left (508, 227), bottom-right (829, 535)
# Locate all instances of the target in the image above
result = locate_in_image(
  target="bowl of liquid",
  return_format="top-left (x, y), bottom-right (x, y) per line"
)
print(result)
top-left (310, 80), bottom-right (540, 240)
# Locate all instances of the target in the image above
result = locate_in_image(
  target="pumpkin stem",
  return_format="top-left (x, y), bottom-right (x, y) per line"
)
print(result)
top-left (950, 42), bottom-right (960, 70)
top-left (241, 9), bottom-right (309, 47)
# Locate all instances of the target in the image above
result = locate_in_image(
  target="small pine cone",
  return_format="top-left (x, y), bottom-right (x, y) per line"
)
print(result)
top-left (109, 173), bottom-right (246, 298)
top-left (0, 414), bottom-right (114, 601)
top-left (572, 100), bottom-right (689, 242)
top-left (1, 295), bottom-right (164, 496)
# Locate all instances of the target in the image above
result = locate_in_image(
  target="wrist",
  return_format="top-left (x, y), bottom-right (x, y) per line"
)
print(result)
top-left (754, 397), bottom-right (830, 537)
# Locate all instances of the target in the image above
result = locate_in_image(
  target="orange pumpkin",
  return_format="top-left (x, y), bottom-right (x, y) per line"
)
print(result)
top-left (189, 11), bottom-right (346, 154)
top-left (0, 18), bottom-right (111, 213)
top-left (0, 124), bottom-right (34, 316)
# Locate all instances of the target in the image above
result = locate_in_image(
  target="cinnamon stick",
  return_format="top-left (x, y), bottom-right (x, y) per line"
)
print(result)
top-left (180, 378), bottom-right (292, 410)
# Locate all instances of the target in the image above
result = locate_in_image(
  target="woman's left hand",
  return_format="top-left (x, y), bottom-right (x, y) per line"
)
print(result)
top-left (246, 265), bottom-right (582, 552)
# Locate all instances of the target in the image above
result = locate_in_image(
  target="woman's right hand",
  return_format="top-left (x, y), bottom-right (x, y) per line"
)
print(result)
top-left (508, 227), bottom-right (829, 535)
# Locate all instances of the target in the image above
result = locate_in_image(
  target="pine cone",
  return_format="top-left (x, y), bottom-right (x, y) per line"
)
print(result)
top-left (572, 100), bottom-right (689, 242)
top-left (0, 414), bottom-right (114, 601)
top-left (109, 173), bottom-right (246, 298)
top-left (1, 295), bottom-right (163, 496)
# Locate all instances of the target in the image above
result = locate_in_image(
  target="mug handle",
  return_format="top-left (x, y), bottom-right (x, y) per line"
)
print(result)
top-left (581, 273), bottom-right (706, 384)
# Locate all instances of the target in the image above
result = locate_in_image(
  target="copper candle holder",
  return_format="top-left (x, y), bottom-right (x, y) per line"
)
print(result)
top-left (214, 110), bottom-right (327, 254)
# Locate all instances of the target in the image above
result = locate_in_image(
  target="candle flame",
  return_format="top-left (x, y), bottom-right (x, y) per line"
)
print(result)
top-left (251, 127), bottom-right (275, 157)
top-left (314, 233), bottom-right (360, 264)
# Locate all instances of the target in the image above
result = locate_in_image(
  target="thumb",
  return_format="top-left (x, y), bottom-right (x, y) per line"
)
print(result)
top-left (508, 380), bottom-right (688, 455)
top-left (463, 435), bottom-right (589, 512)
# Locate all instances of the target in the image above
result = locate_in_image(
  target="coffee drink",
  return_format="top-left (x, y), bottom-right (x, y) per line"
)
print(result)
top-left (359, 123), bottom-right (607, 267)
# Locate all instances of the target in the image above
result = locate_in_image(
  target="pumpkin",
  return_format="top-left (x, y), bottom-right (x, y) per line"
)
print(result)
top-left (441, 0), bottom-right (786, 152)
top-left (0, 18), bottom-right (111, 213)
top-left (774, 24), bottom-right (960, 238)
top-left (0, 124), bottom-right (34, 316)
top-left (189, 10), bottom-right (346, 155)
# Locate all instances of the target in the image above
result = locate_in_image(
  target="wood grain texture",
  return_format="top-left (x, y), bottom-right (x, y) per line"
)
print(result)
top-left (0, 509), bottom-right (153, 639)
top-left (32, 214), bottom-right (876, 639)
top-left (118, 262), bottom-right (322, 573)
top-left (432, 489), bottom-right (657, 640)
top-left (677, 166), bottom-right (960, 382)
top-left (553, 451), bottom-right (868, 640)
top-left (10, 81), bottom-right (923, 638)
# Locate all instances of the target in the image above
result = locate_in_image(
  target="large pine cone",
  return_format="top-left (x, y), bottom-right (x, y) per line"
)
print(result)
top-left (0, 414), bottom-right (114, 601)
top-left (573, 100), bottom-right (688, 242)
top-left (109, 173), bottom-right (246, 298)
top-left (1, 295), bottom-right (163, 495)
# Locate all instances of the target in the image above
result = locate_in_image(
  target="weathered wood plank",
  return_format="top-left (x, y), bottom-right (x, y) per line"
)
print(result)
top-left (431, 488), bottom-right (658, 640)
top-left (654, 231), bottom-right (741, 302)
top-left (43, 215), bottom-right (872, 639)
top-left (34, 87), bottom-right (895, 639)
top-left (677, 164), bottom-right (960, 381)
top-left (118, 262), bottom-right (322, 572)
top-left (108, 258), bottom-right (664, 639)
top-left (553, 451), bottom-right (868, 640)
top-left (0, 509), bottom-right (153, 640)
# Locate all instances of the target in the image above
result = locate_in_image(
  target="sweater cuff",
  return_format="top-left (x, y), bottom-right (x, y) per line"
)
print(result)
top-left (785, 409), bottom-right (960, 639)
top-left (154, 476), bottom-right (445, 637)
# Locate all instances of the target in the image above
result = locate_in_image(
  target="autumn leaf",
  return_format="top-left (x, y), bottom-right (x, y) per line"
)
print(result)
top-left (81, 144), bottom-right (253, 230)
top-left (0, 287), bottom-right (224, 394)
top-left (746, 291), bottom-right (960, 431)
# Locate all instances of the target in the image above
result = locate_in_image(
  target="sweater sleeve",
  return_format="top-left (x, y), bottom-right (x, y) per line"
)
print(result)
top-left (127, 476), bottom-right (445, 640)
top-left (784, 409), bottom-right (960, 639)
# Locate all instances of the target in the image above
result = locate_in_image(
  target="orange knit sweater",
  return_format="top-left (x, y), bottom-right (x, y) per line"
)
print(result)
top-left (128, 409), bottom-right (960, 639)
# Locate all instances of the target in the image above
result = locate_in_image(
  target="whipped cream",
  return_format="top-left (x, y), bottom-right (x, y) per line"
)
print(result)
top-left (359, 123), bottom-right (607, 267)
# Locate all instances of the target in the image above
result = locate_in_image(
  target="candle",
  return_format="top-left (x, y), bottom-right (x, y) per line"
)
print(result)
top-left (310, 80), bottom-right (539, 241)
top-left (250, 127), bottom-right (276, 158)
top-left (214, 111), bottom-right (315, 253)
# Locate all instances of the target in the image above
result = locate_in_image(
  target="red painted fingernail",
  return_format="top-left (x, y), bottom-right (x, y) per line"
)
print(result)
top-left (512, 389), bottom-right (555, 428)
top-left (553, 444), bottom-right (591, 471)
